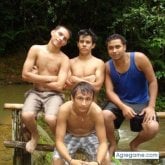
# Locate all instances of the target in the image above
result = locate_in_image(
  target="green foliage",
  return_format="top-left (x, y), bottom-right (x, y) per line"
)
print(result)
top-left (112, 156), bottom-right (121, 165)
top-left (110, 1), bottom-right (165, 72)
top-left (156, 71), bottom-right (165, 79)
top-left (156, 95), bottom-right (165, 112)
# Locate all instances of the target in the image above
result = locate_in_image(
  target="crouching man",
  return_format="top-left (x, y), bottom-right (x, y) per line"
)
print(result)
top-left (53, 82), bottom-right (110, 165)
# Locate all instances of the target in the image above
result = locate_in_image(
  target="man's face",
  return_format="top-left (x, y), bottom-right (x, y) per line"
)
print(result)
top-left (107, 39), bottom-right (126, 60)
top-left (73, 90), bottom-right (93, 113)
top-left (51, 27), bottom-right (70, 47)
top-left (77, 35), bottom-right (95, 55)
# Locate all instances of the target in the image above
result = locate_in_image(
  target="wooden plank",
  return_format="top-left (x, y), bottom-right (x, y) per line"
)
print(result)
top-left (3, 103), bottom-right (165, 118)
top-left (160, 151), bottom-right (165, 158)
top-left (4, 103), bottom-right (23, 110)
top-left (157, 112), bottom-right (165, 119)
top-left (4, 140), bottom-right (54, 152)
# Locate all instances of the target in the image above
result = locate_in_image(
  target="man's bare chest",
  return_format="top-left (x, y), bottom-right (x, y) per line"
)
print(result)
top-left (36, 55), bottom-right (61, 74)
top-left (71, 63), bottom-right (97, 76)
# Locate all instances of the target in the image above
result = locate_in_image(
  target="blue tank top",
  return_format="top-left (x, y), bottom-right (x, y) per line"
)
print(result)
top-left (108, 52), bottom-right (149, 104)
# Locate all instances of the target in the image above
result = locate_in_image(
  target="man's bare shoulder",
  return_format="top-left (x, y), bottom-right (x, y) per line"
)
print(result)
top-left (70, 56), bottom-right (78, 63)
top-left (26, 45), bottom-right (46, 58)
top-left (91, 56), bottom-right (105, 66)
top-left (134, 52), bottom-right (151, 66)
top-left (30, 44), bottom-right (46, 51)
top-left (60, 101), bottom-right (72, 111)
top-left (60, 51), bottom-right (70, 60)
top-left (134, 52), bottom-right (146, 58)
top-left (91, 102), bottom-right (102, 112)
top-left (92, 56), bottom-right (104, 62)
top-left (90, 102), bottom-right (104, 120)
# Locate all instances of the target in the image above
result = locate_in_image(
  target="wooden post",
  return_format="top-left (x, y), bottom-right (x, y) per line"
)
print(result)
top-left (4, 103), bottom-right (32, 165)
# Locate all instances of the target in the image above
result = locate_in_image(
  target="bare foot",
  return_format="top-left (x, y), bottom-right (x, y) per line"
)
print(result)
top-left (25, 135), bottom-right (39, 153)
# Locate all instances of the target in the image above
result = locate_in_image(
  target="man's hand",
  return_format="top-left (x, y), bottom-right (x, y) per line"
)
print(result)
top-left (122, 104), bottom-right (137, 119)
top-left (140, 106), bottom-right (156, 123)
top-left (84, 75), bottom-right (96, 83)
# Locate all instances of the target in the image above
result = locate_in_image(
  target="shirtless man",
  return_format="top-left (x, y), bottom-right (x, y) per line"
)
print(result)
top-left (103, 34), bottom-right (159, 159)
top-left (53, 82), bottom-right (109, 165)
top-left (21, 25), bottom-right (71, 153)
top-left (66, 29), bottom-right (105, 92)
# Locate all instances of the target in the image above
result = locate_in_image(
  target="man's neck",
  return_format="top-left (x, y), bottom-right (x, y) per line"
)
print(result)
top-left (113, 52), bottom-right (129, 66)
top-left (78, 53), bottom-right (93, 60)
top-left (47, 42), bottom-right (61, 54)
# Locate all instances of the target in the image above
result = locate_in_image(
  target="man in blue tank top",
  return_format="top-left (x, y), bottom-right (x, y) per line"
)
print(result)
top-left (103, 34), bottom-right (159, 160)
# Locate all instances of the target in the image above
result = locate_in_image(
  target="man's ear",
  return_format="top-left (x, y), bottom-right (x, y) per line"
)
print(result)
top-left (77, 41), bottom-right (79, 47)
top-left (92, 43), bottom-right (96, 49)
top-left (123, 44), bottom-right (126, 51)
top-left (50, 30), bottom-right (55, 37)
top-left (71, 96), bottom-right (73, 101)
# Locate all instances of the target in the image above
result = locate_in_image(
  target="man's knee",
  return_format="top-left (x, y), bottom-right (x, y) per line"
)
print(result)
top-left (22, 111), bottom-right (35, 120)
top-left (143, 120), bottom-right (159, 134)
top-left (103, 110), bottom-right (116, 121)
top-left (44, 114), bottom-right (57, 124)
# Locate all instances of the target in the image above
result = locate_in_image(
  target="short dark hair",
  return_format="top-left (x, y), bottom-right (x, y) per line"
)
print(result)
top-left (77, 29), bottom-right (97, 43)
top-left (71, 82), bottom-right (95, 99)
top-left (106, 34), bottom-right (127, 46)
top-left (54, 25), bottom-right (72, 38)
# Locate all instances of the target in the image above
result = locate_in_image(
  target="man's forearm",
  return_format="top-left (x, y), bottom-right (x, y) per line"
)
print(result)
top-left (22, 72), bottom-right (58, 84)
top-left (56, 142), bottom-right (72, 163)
top-left (96, 142), bottom-right (108, 164)
top-left (148, 80), bottom-right (158, 109)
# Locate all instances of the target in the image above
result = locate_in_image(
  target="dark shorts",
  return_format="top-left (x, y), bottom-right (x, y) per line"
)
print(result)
top-left (104, 102), bottom-right (158, 132)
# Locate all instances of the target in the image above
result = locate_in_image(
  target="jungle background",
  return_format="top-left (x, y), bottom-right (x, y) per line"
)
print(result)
top-left (0, 0), bottom-right (165, 109)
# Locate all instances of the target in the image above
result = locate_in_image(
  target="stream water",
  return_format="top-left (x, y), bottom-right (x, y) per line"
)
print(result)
top-left (0, 84), bottom-right (164, 165)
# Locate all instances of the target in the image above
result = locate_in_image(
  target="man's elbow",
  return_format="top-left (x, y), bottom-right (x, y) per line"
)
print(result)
top-left (22, 72), bottom-right (32, 82)
top-left (94, 85), bottom-right (102, 92)
top-left (54, 84), bottom-right (65, 92)
top-left (22, 72), bottom-right (28, 81)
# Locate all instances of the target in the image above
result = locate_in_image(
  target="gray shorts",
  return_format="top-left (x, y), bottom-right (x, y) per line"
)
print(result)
top-left (53, 132), bottom-right (99, 164)
top-left (104, 102), bottom-right (149, 132)
top-left (22, 89), bottom-right (64, 116)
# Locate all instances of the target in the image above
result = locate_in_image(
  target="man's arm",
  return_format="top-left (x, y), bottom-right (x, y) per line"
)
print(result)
top-left (22, 45), bottom-right (57, 84)
top-left (55, 105), bottom-right (72, 163)
top-left (94, 105), bottom-right (108, 164)
top-left (136, 52), bottom-right (158, 121)
top-left (43, 56), bottom-right (70, 92)
top-left (88, 60), bottom-right (105, 92)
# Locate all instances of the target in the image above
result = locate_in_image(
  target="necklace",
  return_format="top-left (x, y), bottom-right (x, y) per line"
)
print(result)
top-left (81, 117), bottom-right (85, 122)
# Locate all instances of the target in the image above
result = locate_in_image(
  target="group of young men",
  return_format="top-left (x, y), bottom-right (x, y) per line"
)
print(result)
top-left (21, 25), bottom-right (159, 165)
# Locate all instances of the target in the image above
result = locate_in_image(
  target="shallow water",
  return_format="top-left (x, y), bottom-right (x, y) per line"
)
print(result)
top-left (0, 84), bottom-right (32, 124)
